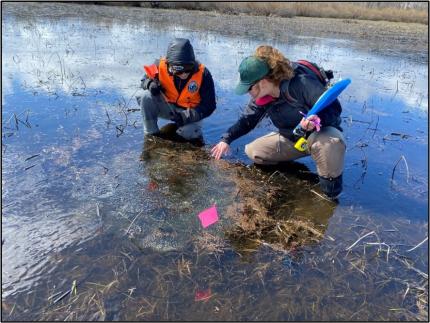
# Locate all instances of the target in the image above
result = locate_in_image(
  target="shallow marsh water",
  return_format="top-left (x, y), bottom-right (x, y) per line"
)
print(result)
top-left (1, 3), bottom-right (428, 321)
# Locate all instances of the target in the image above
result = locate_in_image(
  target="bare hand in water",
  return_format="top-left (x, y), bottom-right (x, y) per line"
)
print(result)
top-left (211, 141), bottom-right (230, 160)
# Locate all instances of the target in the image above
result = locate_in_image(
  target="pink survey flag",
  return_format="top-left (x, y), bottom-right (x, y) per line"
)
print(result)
top-left (197, 204), bottom-right (219, 228)
top-left (195, 288), bottom-right (212, 302)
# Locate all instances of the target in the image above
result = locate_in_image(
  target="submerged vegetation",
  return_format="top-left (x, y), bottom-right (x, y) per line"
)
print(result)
top-left (2, 1), bottom-right (428, 321)
top-left (5, 136), bottom-right (427, 320)
top-left (140, 133), bottom-right (334, 253)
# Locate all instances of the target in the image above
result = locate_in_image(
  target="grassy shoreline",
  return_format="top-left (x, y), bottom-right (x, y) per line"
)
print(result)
top-left (5, 2), bottom-right (428, 56)
top-left (91, 1), bottom-right (428, 25)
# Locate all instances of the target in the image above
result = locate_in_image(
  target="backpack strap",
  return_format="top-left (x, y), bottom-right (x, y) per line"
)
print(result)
top-left (297, 59), bottom-right (326, 83)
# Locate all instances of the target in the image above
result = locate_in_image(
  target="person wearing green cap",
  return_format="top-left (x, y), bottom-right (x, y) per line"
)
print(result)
top-left (211, 45), bottom-right (346, 200)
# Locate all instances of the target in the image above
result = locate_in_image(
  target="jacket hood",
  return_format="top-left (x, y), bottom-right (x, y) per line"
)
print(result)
top-left (166, 38), bottom-right (196, 65)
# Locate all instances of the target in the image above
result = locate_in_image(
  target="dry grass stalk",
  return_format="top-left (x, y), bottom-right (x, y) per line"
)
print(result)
top-left (137, 2), bottom-right (428, 24)
top-left (176, 255), bottom-right (192, 277)
top-left (391, 155), bottom-right (410, 184)
top-left (406, 236), bottom-right (428, 252)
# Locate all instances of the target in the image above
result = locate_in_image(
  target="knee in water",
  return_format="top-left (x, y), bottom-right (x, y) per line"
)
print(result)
top-left (319, 174), bottom-right (343, 199)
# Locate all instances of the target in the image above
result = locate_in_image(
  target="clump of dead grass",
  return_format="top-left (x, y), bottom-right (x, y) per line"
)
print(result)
top-left (221, 166), bottom-right (327, 253)
top-left (193, 232), bottom-right (227, 254)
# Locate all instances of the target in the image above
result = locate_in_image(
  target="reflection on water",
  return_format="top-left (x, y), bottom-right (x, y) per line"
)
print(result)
top-left (2, 2), bottom-right (428, 321)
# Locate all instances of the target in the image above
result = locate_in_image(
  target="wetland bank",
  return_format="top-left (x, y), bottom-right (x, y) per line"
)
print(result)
top-left (1, 2), bottom-right (428, 321)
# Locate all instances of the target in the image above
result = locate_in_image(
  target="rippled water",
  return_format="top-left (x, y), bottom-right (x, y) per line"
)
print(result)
top-left (2, 2), bottom-right (428, 321)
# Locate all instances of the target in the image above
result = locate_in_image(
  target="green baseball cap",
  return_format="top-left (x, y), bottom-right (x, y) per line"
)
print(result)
top-left (235, 56), bottom-right (270, 95)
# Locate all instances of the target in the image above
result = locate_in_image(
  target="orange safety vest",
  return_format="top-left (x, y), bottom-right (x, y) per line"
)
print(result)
top-left (158, 58), bottom-right (204, 109)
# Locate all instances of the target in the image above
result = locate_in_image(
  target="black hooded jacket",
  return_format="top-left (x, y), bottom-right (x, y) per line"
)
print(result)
top-left (166, 38), bottom-right (195, 65)
top-left (221, 71), bottom-right (343, 144)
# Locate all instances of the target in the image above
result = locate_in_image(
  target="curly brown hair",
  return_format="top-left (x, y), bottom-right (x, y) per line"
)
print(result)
top-left (254, 45), bottom-right (294, 84)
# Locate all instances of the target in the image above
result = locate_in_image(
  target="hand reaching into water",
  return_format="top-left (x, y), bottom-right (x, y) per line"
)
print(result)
top-left (211, 141), bottom-right (230, 160)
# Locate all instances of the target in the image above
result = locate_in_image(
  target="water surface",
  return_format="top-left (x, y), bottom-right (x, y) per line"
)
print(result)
top-left (2, 3), bottom-right (428, 321)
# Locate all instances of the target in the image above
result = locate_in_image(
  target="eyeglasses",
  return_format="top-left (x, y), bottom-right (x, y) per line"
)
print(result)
top-left (170, 65), bottom-right (185, 72)
top-left (168, 64), bottom-right (193, 75)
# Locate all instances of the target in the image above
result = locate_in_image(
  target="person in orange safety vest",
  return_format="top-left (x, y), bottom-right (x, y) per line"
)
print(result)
top-left (137, 38), bottom-right (216, 143)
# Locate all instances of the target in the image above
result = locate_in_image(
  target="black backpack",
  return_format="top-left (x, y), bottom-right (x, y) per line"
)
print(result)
top-left (294, 60), bottom-right (334, 87)
top-left (256, 59), bottom-right (335, 107)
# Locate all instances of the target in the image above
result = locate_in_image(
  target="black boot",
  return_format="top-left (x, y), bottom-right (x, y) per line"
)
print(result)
top-left (318, 174), bottom-right (343, 200)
